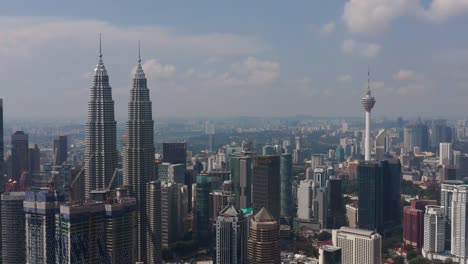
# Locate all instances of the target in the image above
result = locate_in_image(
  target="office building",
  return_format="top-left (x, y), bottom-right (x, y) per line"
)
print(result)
top-left (327, 177), bottom-right (346, 229)
top-left (29, 143), bottom-right (40, 174)
top-left (358, 159), bottom-right (401, 232)
top-left (24, 189), bottom-right (64, 264)
top-left (431, 119), bottom-right (452, 150)
top-left (162, 142), bottom-right (186, 166)
top-left (11, 131), bottom-right (29, 180)
top-left (346, 204), bottom-right (359, 228)
top-left (403, 123), bottom-right (430, 153)
top-left (168, 163), bottom-right (185, 184)
top-left (161, 181), bottom-right (185, 247)
top-left (440, 142), bottom-right (453, 165)
top-left (85, 38), bottom-right (118, 198)
top-left (319, 245), bottom-right (342, 264)
top-left (332, 227), bottom-right (381, 264)
top-left (195, 173), bottom-right (217, 245)
top-left (335, 146), bottom-right (345, 162)
top-left (230, 155), bottom-right (252, 209)
top-left (280, 153), bottom-right (293, 217)
top-left (0, 99), bottom-right (3, 176)
top-left (247, 207), bottom-right (280, 264)
top-left (456, 154), bottom-right (468, 180)
top-left (147, 181), bottom-right (162, 264)
top-left (2, 192), bottom-right (26, 264)
top-left (252, 155), bottom-right (281, 221)
top-left (423, 205), bottom-right (445, 254)
top-left (215, 201), bottom-right (248, 264)
top-left (441, 165), bottom-right (457, 181)
top-left (123, 48), bottom-right (155, 263)
top-left (403, 200), bottom-right (437, 249)
top-left (361, 72), bottom-right (376, 161)
top-left (53, 135), bottom-right (68, 165)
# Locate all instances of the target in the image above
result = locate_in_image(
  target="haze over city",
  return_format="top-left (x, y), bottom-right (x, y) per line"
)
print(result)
top-left (1, 0), bottom-right (468, 120)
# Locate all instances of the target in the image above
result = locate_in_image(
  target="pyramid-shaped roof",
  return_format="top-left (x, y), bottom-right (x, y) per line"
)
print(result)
top-left (254, 207), bottom-right (276, 222)
top-left (219, 204), bottom-right (241, 217)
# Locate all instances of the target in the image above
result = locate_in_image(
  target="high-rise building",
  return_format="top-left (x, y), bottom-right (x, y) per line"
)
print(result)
top-left (440, 142), bottom-right (453, 166)
top-left (1, 192), bottom-right (26, 264)
top-left (280, 153), bottom-right (293, 217)
top-left (195, 173), bottom-right (218, 245)
top-left (440, 165), bottom-right (457, 181)
top-left (11, 131), bottom-right (29, 181)
top-left (319, 245), bottom-right (342, 264)
top-left (431, 119), bottom-right (452, 150)
top-left (358, 159), bottom-right (401, 232)
top-left (123, 47), bottom-right (155, 263)
top-left (215, 201), bottom-right (248, 264)
top-left (456, 154), bottom-right (468, 180)
top-left (24, 189), bottom-right (64, 264)
top-left (450, 185), bottom-right (468, 258)
top-left (85, 38), bottom-right (118, 198)
top-left (147, 181), bottom-right (162, 264)
top-left (327, 177), bottom-right (346, 229)
top-left (403, 199), bottom-right (437, 249)
top-left (423, 205), bottom-right (445, 254)
top-left (361, 71), bottom-right (376, 161)
top-left (162, 142), bottom-right (186, 166)
top-left (29, 143), bottom-right (40, 175)
top-left (441, 180), bottom-right (464, 249)
top-left (332, 227), bottom-right (381, 264)
top-left (247, 207), bottom-right (280, 264)
top-left (230, 155), bottom-right (252, 209)
top-left (161, 181), bottom-right (184, 247)
top-left (403, 123), bottom-right (430, 153)
top-left (53, 135), bottom-right (68, 165)
top-left (252, 155), bottom-right (281, 221)
top-left (0, 99), bottom-right (3, 176)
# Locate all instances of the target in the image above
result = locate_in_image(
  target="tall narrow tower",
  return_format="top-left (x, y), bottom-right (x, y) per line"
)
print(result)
top-left (361, 70), bottom-right (376, 161)
top-left (123, 42), bottom-right (156, 263)
top-left (85, 36), bottom-right (118, 198)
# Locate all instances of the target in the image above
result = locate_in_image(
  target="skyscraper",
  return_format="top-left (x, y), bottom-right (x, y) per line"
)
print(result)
top-left (327, 177), bottom-right (346, 229)
top-left (450, 185), bottom-right (468, 258)
top-left (85, 37), bottom-right (118, 198)
top-left (162, 142), bottom-right (187, 165)
top-left (29, 143), bottom-right (40, 175)
top-left (53, 135), bottom-right (68, 165)
top-left (1, 192), bottom-right (26, 264)
top-left (123, 45), bottom-right (155, 263)
top-left (0, 99), bottom-right (3, 176)
top-left (319, 245), bottom-right (342, 264)
top-left (215, 201), bottom-right (248, 264)
top-left (403, 200), bottom-right (437, 249)
top-left (247, 207), bottom-right (280, 264)
top-left (361, 70), bottom-right (376, 161)
top-left (147, 180), bottom-right (162, 264)
top-left (439, 142), bottom-right (453, 165)
top-left (280, 153), bottom-right (293, 218)
top-left (252, 155), bottom-right (281, 221)
top-left (423, 205), bottom-right (445, 254)
top-left (332, 227), bottom-right (381, 264)
top-left (24, 189), bottom-right (64, 264)
top-left (11, 131), bottom-right (29, 181)
top-left (230, 154), bottom-right (252, 209)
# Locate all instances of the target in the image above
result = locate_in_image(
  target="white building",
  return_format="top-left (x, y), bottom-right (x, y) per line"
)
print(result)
top-left (451, 186), bottom-right (468, 258)
top-left (297, 180), bottom-right (314, 221)
top-left (440, 142), bottom-right (453, 166)
top-left (424, 205), bottom-right (445, 253)
top-left (332, 227), bottom-right (381, 264)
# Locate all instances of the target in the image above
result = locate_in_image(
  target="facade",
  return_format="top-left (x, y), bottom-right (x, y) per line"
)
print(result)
top-left (332, 227), bottom-right (381, 264)
top-left (0, 99), bottom-right (3, 176)
top-left (230, 154), bottom-right (252, 209)
top-left (403, 199), bottom-right (437, 249)
top-left (252, 155), bottom-right (281, 221)
top-left (247, 207), bottom-right (280, 264)
top-left (123, 51), bottom-right (155, 263)
top-left (280, 153), bottom-right (293, 217)
top-left (451, 185), bottom-right (468, 258)
top-left (431, 119), bottom-right (452, 150)
top-left (24, 190), bottom-right (64, 264)
top-left (403, 123), bottom-right (430, 153)
top-left (1, 192), bottom-right (26, 264)
top-left (147, 181), bottom-right (162, 264)
top-left (441, 180), bottom-right (464, 248)
top-left (456, 154), bottom-right (468, 179)
top-left (162, 142), bottom-right (186, 165)
top-left (215, 202), bottom-right (248, 264)
top-left (29, 144), bottom-right (41, 175)
top-left (440, 142), bottom-right (453, 166)
top-left (11, 131), bottom-right (29, 181)
top-left (85, 42), bottom-right (118, 198)
top-left (195, 173), bottom-right (216, 245)
top-left (361, 75), bottom-right (376, 161)
top-left (358, 159), bottom-right (401, 232)
top-left (297, 179), bottom-right (314, 221)
top-left (161, 181), bottom-right (185, 247)
top-left (53, 135), bottom-right (68, 166)
top-left (423, 205), bottom-right (445, 253)
top-left (441, 165), bottom-right (457, 181)
top-left (327, 177), bottom-right (346, 229)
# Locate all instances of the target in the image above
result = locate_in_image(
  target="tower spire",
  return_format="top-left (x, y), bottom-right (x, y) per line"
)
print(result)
top-left (138, 40), bottom-right (141, 64)
top-left (99, 33), bottom-right (102, 59)
top-left (367, 65), bottom-right (371, 95)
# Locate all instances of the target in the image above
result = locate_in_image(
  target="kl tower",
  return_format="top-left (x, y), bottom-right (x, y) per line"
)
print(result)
top-left (361, 69), bottom-right (376, 161)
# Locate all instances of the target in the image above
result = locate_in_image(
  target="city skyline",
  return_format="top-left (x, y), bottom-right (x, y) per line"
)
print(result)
top-left (0, 1), bottom-right (468, 119)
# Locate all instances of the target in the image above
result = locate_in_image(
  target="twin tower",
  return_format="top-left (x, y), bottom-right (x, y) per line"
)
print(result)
top-left (84, 38), bottom-right (157, 263)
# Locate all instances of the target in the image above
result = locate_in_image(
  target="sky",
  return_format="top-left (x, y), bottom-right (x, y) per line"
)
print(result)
top-left (1, 0), bottom-right (468, 120)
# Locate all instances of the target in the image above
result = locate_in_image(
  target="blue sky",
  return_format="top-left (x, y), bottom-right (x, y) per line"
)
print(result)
top-left (1, 0), bottom-right (468, 120)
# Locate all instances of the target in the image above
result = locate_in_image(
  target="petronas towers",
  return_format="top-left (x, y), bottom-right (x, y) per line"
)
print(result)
top-left (85, 39), bottom-right (160, 263)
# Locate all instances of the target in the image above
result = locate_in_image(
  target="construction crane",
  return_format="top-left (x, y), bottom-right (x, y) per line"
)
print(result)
top-left (67, 154), bottom-right (94, 201)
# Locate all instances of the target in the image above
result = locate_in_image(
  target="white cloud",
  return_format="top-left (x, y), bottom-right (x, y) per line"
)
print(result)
top-left (370, 81), bottom-right (385, 90)
top-left (342, 0), bottom-right (468, 34)
top-left (321, 22), bottom-right (335, 35)
top-left (231, 57), bottom-right (281, 85)
top-left (394, 69), bottom-right (415, 80)
top-left (337, 74), bottom-right (352, 82)
top-left (136, 59), bottom-right (176, 80)
top-left (342, 39), bottom-right (381, 58)
top-left (363, 43), bottom-right (381, 58)
top-left (341, 39), bottom-right (356, 54)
